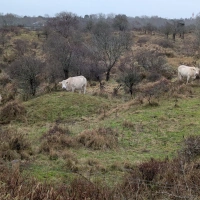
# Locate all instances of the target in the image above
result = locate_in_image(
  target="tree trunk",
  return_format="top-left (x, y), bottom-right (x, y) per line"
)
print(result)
top-left (64, 69), bottom-right (69, 79)
top-left (129, 84), bottom-right (133, 96)
top-left (106, 69), bottom-right (111, 81)
top-left (173, 33), bottom-right (176, 42)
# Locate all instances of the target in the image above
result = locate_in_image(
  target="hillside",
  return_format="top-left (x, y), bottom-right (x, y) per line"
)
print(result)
top-left (1, 27), bottom-right (200, 199)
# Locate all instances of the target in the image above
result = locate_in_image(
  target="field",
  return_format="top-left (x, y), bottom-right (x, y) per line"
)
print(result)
top-left (1, 27), bottom-right (200, 199)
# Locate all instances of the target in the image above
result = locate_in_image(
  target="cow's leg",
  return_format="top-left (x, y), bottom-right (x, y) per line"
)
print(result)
top-left (83, 86), bottom-right (86, 94)
top-left (186, 76), bottom-right (190, 84)
top-left (178, 72), bottom-right (182, 82)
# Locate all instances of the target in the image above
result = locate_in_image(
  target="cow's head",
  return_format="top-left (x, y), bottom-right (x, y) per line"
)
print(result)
top-left (59, 80), bottom-right (67, 89)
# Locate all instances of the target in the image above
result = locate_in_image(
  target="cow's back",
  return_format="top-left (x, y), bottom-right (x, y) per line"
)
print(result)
top-left (178, 65), bottom-right (195, 76)
top-left (71, 76), bottom-right (87, 88)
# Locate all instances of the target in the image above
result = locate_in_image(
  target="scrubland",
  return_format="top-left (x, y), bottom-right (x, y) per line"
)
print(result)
top-left (1, 27), bottom-right (200, 199)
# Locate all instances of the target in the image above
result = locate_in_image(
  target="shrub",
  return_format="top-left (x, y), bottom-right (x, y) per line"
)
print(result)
top-left (179, 135), bottom-right (200, 162)
top-left (0, 101), bottom-right (26, 124)
top-left (1, 83), bottom-right (18, 103)
top-left (0, 72), bottom-right (11, 86)
top-left (0, 129), bottom-right (33, 161)
top-left (77, 127), bottom-right (118, 150)
top-left (40, 124), bottom-right (77, 153)
top-left (142, 78), bottom-right (170, 105)
top-left (137, 36), bottom-right (150, 46)
top-left (152, 38), bottom-right (174, 48)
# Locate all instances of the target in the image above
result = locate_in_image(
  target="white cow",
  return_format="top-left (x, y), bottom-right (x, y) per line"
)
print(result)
top-left (59, 75), bottom-right (87, 94)
top-left (178, 65), bottom-right (200, 84)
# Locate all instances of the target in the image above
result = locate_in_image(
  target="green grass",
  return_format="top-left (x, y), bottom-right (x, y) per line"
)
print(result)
top-left (24, 92), bottom-right (110, 124)
top-left (4, 87), bottom-right (200, 186)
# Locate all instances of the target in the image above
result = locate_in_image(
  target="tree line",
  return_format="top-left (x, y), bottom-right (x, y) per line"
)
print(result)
top-left (0, 12), bottom-right (200, 98)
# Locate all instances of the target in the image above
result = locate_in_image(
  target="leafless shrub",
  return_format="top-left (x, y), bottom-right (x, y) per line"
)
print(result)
top-left (3, 52), bottom-right (16, 63)
top-left (1, 83), bottom-right (18, 103)
top-left (0, 129), bottom-right (33, 161)
top-left (112, 84), bottom-right (122, 96)
top-left (0, 101), bottom-right (26, 124)
top-left (0, 72), bottom-right (11, 86)
top-left (152, 38), bottom-right (174, 48)
top-left (13, 39), bottom-right (28, 57)
top-left (171, 84), bottom-right (193, 98)
top-left (142, 78), bottom-right (170, 105)
top-left (180, 39), bottom-right (197, 56)
top-left (134, 47), bottom-right (173, 80)
top-left (68, 178), bottom-right (114, 199)
top-left (8, 56), bottom-right (43, 96)
top-left (76, 127), bottom-right (118, 150)
top-left (0, 163), bottom-right (115, 200)
top-left (40, 124), bottom-right (77, 153)
top-left (139, 158), bottom-right (166, 182)
top-left (137, 36), bottom-right (150, 46)
top-left (179, 135), bottom-right (200, 162)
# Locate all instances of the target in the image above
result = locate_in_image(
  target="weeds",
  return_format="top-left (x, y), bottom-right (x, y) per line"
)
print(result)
top-left (77, 127), bottom-right (118, 150)
top-left (0, 128), bottom-right (33, 161)
top-left (0, 100), bottom-right (26, 124)
top-left (40, 124), bottom-right (77, 153)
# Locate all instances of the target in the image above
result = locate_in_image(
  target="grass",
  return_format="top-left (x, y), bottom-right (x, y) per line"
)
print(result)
top-left (24, 92), bottom-right (110, 124)
top-left (2, 85), bottom-right (200, 187)
top-left (1, 29), bottom-right (200, 189)
top-left (2, 85), bottom-right (193, 185)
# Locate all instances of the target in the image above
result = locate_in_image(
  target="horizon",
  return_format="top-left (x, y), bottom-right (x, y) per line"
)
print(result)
top-left (1, 0), bottom-right (200, 20)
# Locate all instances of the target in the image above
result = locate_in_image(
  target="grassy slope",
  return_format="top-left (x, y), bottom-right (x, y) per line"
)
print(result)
top-left (2, 30), bottom-right (200, 185)
top-left (12, 84), bottom-right (200, 185)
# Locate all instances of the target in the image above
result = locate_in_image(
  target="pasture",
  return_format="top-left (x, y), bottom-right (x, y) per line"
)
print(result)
top-left (2, 84), bottom-right (200, 185)
top-left (1, 26), bottom-right (200, 198)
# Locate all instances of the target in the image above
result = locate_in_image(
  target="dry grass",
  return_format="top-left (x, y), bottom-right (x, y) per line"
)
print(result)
top-left (40, 124), bottom-right (77, 153)
top-left (0, 100), bottom-right (26, 124)
top-left (76, 127), bottom-right (118, 150)
top-left (0, 128), bottom-right (33, 161)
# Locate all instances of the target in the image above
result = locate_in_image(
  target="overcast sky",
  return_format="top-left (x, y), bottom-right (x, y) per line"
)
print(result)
top-left (1, 0), bottom-right (200, 19)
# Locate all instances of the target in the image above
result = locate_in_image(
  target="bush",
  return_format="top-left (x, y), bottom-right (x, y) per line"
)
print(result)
top-left (77, 127), bottom-right (118, 150)
top-left (0, 101), bottom-right (26, 124)
top-left (0, 72), bottom-right (11, 86)
top-left (179, 135), bottom-right (200, 162)
top-left (152, 38), bottom-right (174, 48)
top-left (40, 124), bottom-right (77, 153)
top-left (137, 36), bottom-right (150, 46)
top-left (0, 129), bottom-right (33, 161)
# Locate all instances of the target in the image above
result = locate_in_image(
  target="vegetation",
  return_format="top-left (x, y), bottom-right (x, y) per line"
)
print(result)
top-left (1, 11), bottom-right (200, 199)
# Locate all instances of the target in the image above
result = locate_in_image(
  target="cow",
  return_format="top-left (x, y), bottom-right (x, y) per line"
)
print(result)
top-left (178, 65), bottom-right (200, 84)
top-left (59, 75), bottom-right (87, 94)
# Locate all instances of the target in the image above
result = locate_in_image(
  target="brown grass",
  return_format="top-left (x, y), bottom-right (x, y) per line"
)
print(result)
top-left (1, 135), bottom-right (200, 199)
top-left (76, 127), bottom-right (118, 150)
top-left (40, 124), bottom-right (77, 153)
top-left (0, 100), bottom-right (26, 124)
top-left (0, 128), bottom-right (33, 161)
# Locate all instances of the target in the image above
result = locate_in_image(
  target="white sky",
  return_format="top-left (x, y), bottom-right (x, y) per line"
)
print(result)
top-left (1, 0), bottom-right (200, 19)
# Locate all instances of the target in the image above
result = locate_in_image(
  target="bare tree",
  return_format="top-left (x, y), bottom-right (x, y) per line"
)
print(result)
top-left (195, 13), bottom-right (200, 48)
top-left (45, 31), bottom-right (85, 79)
top-left (118, 57), bottom-right (143, 96)
top-left (46, 12), bottom-right (79, 39)
top-left (160, 22), bottom-right (172, 39)
top-left (113, 14), bottom-right (129, 31)
top-left (8, 56), bottom-right (43, 96)
top-left (13, 39), bottom-right (28, 57)
top-left (0, 28), bottom-right (9, 47)
top-left (170, 20), bottom-right (184, 41)
top-left (91, 21), bottom-right (133, 81)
